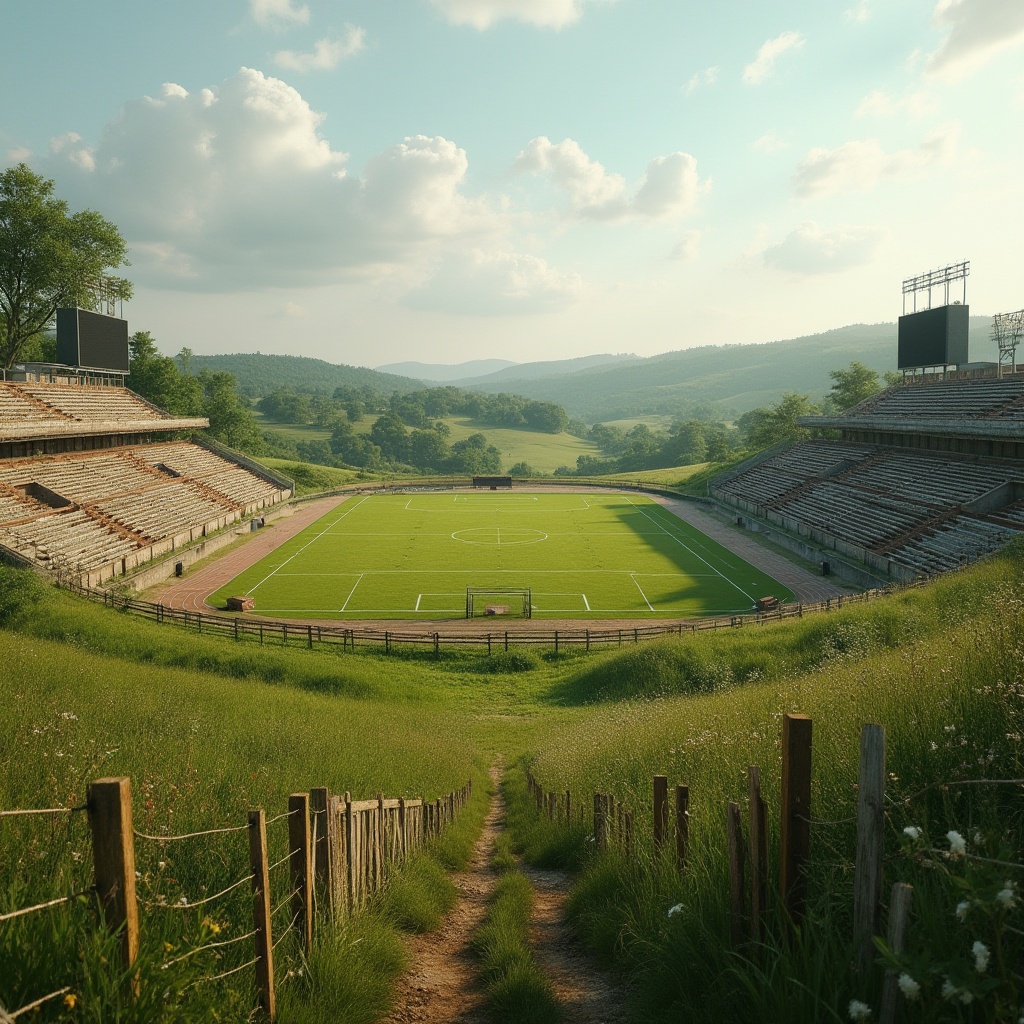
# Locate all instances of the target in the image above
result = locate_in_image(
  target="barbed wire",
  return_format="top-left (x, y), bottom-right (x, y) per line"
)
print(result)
top-left (161, 929), bottom-right (258, 970)
top-left (1, 986), bottom-right (72, 1021)
top-left (134, 822), bottom-right (250, 843)
top-left (0, 805), bottom-right (86, 818)
top-left (144, 871), bottom-right (252, 911)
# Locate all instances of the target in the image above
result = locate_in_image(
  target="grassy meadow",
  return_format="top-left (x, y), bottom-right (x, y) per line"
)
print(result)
top-left (1, 535), bottom-right (1022, 1021)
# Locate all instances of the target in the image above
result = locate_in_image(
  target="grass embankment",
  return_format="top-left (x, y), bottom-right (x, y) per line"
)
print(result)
top-left (472, 828), bottom-right (559, 1024)
top-left (510, 545), bottom-right (1024, 1022)
top-left (258, 456), bottom-right (374, 495)
top-left (0, 570), bottom-right (494, 1022)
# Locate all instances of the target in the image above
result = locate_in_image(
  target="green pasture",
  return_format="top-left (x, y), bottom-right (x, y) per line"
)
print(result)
top-left (437, 417), bottom-right (599, 474)
top-left (209, 491), bottom-right (792, 619)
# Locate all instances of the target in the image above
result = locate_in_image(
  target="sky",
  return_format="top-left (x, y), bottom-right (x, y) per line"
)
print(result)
top-left (2, 0), bottom-right (1023, 369)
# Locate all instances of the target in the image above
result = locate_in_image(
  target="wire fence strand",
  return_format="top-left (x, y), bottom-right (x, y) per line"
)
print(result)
top-left (145, 871), bottom-right (253, 911)
top-left (265, 809), bottom-right (300, 827)
top-left (162, 929), bottom-right (258, 970)
top-left (0, 891), bottom-right (90, 924)
top-left (188, 956), bottom-right (260, 987)
top-left (5, 987), bottom-right (72, 1020)
top-left (272, 912), bottom-right (299, 951)
top-left (0, 806), bottom-right (86, 819)
top-left (271, 887), bottom-right (300, 920)
top-left (267, 850), bottom-right (298, 875)
top-left (134, 822), bottom-right (250, 843)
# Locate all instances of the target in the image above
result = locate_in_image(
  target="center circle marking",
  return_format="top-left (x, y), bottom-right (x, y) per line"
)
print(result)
top-left (452, 527), bottom-right (548, 546)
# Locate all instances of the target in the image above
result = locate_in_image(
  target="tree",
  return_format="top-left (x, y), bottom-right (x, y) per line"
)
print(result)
top-left (0, 164), bottom-right (131, 367)
top-left (828, 361), bottom-right (882, 411)
top-left (127, 330), bottom-right (201, 416)
top-left (740, 393), bottom-right (819, 450)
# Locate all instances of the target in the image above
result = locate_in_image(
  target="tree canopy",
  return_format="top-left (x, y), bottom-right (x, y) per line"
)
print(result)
top-left (827, 361), bottom-right (883, 411)
top-left (0, 164), bottom-right (131, 368)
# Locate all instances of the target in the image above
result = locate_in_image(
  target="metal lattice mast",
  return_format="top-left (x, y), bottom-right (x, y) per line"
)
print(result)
top-left (992, 309), bottom-right (1024, 377)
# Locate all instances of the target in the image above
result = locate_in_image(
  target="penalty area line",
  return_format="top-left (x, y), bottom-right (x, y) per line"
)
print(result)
top-left (339, 573), bottom-right (365, 612)
top-left (630, 574), bottom-right (654, 612)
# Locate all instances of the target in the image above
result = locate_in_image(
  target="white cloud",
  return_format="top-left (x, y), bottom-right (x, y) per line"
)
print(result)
top-left (49, 132), bottom-right (95, 172)
top-left (685, 66), bottom-right (718, 96)
top-left (794, 125), bottom-right (959, 198)
top-left (743, 31), bottom-right (805, 85)
top-left (762, 221), bottom-right (887, 274)
top-left (854, 89), bottom-right (938, 118)
top-left (845, 1), bottom-right (871, 23)
top-left (39, 69), bottom-right (511, 292)
top-left (250, 0), bottom-right (309, 29)
top-left (281, 302), bottom-right (308, 317)
top-left (515, 137), bottom-right (704, 220)
top-left (751, 133), bottom-right (787, 155)
top-left (927, 0), bottom-right (1024, 82)
top-left (274, 27), bottom-right (367, 71)
top-left (670, 230), bottom-right (701, 262)
top-left (406, 249), bottom-right (584, 314)
top-left (6, 147), bottom-right (32, 163)
top-left (427, 0), bottom-right (609, 29)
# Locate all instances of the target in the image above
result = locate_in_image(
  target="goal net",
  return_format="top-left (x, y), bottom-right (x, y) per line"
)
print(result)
top-left (465, 587), bottom-right (532, 619)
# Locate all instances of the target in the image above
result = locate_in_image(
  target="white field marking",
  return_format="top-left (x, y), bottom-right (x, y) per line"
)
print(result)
top-left (630, 574), bottom-right (655, 612)
top-left (247, 495), bottom-right (370, 594)
top-left (415, 593), bottom-right (422, 611)
top-left (626, 499), bottom-right (758, 605)
top-left (404, 495), bottom-right (589, 513)
top-left (454, 495), bottom-right (538, 502)
top-left (339, 573), bottom-right (364, 612)
top-left (270, 568), bottom-right (718, 576)
top-left (583, 593), bottom-right (591, 611)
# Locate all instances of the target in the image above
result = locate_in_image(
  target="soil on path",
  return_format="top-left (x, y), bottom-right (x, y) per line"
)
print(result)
top-left (385, 772), bottom-right (630, 1024)
top-left (521, 865), bottom-right (630, 1024)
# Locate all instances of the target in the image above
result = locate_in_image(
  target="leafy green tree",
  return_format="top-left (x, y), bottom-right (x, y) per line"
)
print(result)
top-left (199, 371), bottom-right (264, 451)
top-left (0, 164), bottom-right (131, 367)
top-left (127, 330), bottom-right (201, 416)
top-left (739, 392), bottom-right (818, 450)
top-left (828, 361), bottom-right (882, 411)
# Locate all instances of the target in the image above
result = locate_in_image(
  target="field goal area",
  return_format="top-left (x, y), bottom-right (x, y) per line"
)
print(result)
top-left (466, 587), bottom-right (532, 619)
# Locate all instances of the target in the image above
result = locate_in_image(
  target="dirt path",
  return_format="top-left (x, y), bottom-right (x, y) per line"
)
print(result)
top-left (383, 771), bottom-right (502, 1024)
top-left (521, 865), bottom-right (630, 1024)
top-left (385, 770), bottom-right (630, 1024)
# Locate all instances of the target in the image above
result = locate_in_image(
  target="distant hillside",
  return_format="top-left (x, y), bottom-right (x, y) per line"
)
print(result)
top-left (468, 319), bottom-right (996, 421)
top-left (455, 352), bottom-right (639, 386)
top-left (375, 358), bottom-right (518, 380)
top-left (188, 353), bottom-right (424, 397)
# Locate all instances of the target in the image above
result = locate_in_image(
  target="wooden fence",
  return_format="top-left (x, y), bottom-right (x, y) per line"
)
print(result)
top-left (525, 713), bottom-right (1024, 1024)
top-left (64, 579), bottom-right (917, 656)
top-left (0, 776), bottom-right (471, 1022)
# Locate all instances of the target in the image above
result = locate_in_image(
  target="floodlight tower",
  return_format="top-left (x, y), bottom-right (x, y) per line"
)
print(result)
top-left (992, 309), bottom-right (1024, 377)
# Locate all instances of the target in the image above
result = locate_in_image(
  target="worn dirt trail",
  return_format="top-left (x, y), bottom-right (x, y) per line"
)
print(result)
top-left (522, 864), bottom-right (630, 1024)
top-left (385, 770), bottom-right (630, 1024)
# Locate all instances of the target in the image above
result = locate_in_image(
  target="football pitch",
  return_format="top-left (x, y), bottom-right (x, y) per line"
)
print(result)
top-left (209, 492), bottom-right (794, 620)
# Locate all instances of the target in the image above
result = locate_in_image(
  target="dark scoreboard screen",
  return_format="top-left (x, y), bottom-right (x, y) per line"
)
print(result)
top-left (56, 308), bottom-right (130, 372)
top-left (897, 304), bottom-right (969, 370)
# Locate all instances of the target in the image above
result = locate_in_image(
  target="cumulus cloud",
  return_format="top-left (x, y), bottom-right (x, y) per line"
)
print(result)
top-left (251, 0), bottom-right (309, 29)
top-left (751, 133), bottom-right (788, 154)
top-left (845, 1), bottom-right (871, 23)
top-left (406, 249), bottom-right (584, 314)
top-left (762, 221), bottom-right (886, 274)
top-left (427, 0), bottom-right (610, 29)
top-left (927, 0), bottom-right (1024, 81)
top-left (685, 66), bottom-right (718, 95)
top-left (854, 89), bottom-right (938, 118)
top-left (38, 69), bottom-right (511, 291)
top-left (670, 230), bottom-right (701, 262)
top-left (515, 137), bottom-right (704, 220)
top-left (794, 125), bottom-right (959, 198)
top-left (743, 31), bottom-right (805, 84)
top-left (274, 27), bottom-right (366, 71)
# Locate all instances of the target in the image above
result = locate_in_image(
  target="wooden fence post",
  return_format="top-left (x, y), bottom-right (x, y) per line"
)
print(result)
top-left (675, 784), bottom-right (689, 871)
top-left (879, 884), bottom-right (913, 1024)
top-left (288, 794), bottom-right (313, 952)
top-left (853, 724), bottom-right (886, 974)
top-left (329, 795), bottom-right (346, 917)
top-left (727, 801), bottom-right (746, 947)
top-left (309, 788), bottom-right (333, 919)
top-left (747, 766), bottom-right (767, 943)
top-left (593, 793), bottom-right (604, 850)
top-left (653, 775), bottom-right (669, 854)
top-left (87, 778), bottom-right (140, 980)
top-left (248, 809), bottom-right (276, 1021)
top-left (780, 713), bottom-right (812, 929)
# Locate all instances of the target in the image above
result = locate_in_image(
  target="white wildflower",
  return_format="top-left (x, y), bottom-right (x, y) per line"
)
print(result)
top-left (667, 903), bottom-right (684, 917)
top-left (946, 830), bottom-right (966, 856)
top-left (996, 881), bottom-right (1016, 908)
top-left (848, 998), bottom-right (872, 1020)
top-left (941, 979), bottom-right (958, 1001)
top-left (959, 990), bottom-right (974, 1005)
top-left (903, 826), bottom-right (921, 841)
top-left (955, 900), bottom-right (970, 922)
top-left (158, 860), bottom-right (166, 870)
top-left (178, 896), bottom-right (188, 906)
top-left (972, 940), bottom-right (990, 973)
top-left (973, 831), bottom-right (983, 845)
top-left (898, 973), bottom-right (921, 1001)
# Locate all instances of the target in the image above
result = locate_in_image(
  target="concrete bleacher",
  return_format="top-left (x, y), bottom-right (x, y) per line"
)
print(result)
top-left (16, 382), bottom-right (171, 424)
top-left (885, 516), bottom-right (1019, 576)
top-left (861, 377), bottom-right (1024, 420)
top-left (0, 508), bottom-right (141, 572)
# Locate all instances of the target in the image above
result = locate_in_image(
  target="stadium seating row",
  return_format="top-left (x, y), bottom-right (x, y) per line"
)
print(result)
top-left (14, 382), bottom-right (171, 423)
top-left (860, 377), bottom-right (1024, 419)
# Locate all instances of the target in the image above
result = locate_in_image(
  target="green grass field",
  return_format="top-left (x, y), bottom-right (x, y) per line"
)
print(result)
top-left (209, 491), bottom-right (793, 619)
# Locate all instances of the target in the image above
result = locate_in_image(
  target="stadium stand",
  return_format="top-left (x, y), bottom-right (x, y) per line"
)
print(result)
top-left (713, 372), bottom-right (1024, 581)
top-left (0, 378), bottom-right (292, 584)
